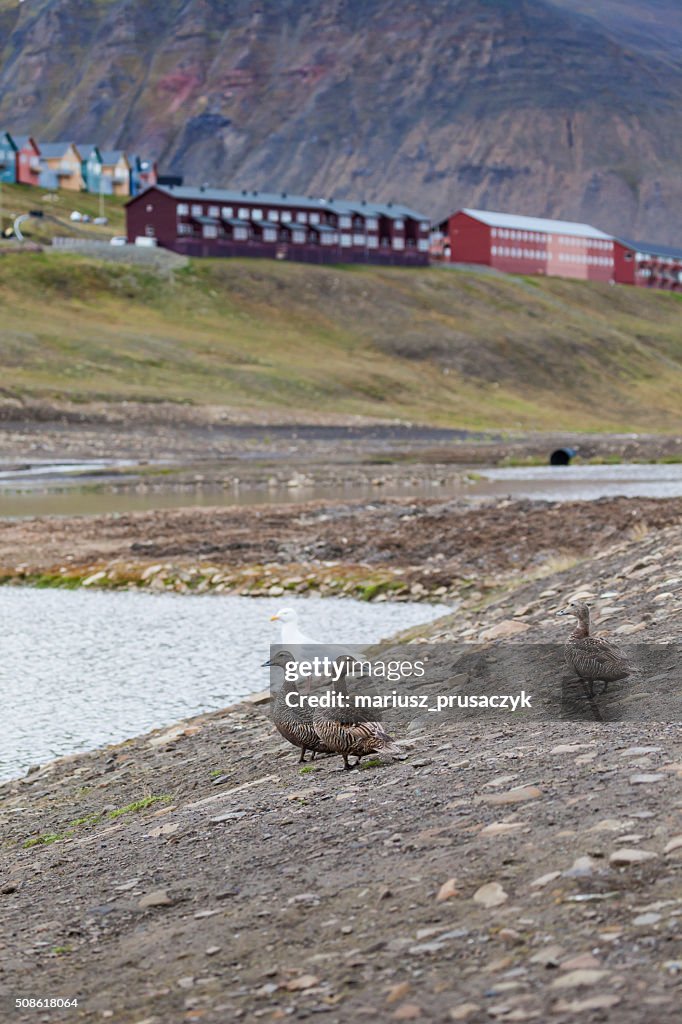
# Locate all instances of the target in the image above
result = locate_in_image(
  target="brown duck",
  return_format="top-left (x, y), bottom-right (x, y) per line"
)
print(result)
top-left (263, 649), bottom-right (333, 763)
top-left (558, 601), bottom-right (630, 697)
top-left (313, 655), bottom-right (401, 770)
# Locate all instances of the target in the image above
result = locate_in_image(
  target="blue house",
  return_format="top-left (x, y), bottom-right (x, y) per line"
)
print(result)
top-left (0, 131), bottom-right (17, 184)
top-left (77, 143), bottom-right (106, 193)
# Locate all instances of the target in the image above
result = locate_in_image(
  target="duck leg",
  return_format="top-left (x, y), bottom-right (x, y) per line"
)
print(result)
top-left (298, 748), bottom-right (307, 763)
top-left (342, 753), bottom-right (352, 770)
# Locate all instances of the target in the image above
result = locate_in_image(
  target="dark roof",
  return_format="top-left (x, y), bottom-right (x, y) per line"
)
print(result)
top-left (0, 131), bottom-right (17, 149)
top-left (11, 134), bottom-right (38, 151)
top-left (128, 184), bottom-right (429, 221)
top-left (618, 237), bottom-right (682, 261)
top-left (39, 142), bottom-right (78, 159)
top-left (77, 143), bottom-right (100, 158)
top-left (225, 218), bottom-right (250, 227)
top-left (193, 215), bottom-right (220, 225)
top-left (100, 150), bottom-right (128, 165)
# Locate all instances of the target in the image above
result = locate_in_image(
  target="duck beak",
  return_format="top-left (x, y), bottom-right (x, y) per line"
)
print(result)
top-left (262, 659), bottom-right (273, 667)
top-left (270, 614), bottom-right (280, 622)
top-left (556, 609), bottom-right (566, 616)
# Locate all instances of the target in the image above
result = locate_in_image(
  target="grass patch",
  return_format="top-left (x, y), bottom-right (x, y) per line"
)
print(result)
top-left (0, 253), bottom-right (681, 430)
top-left (106, 795), bottom-right (172, 819)
top-left (358, 758), bottom-right (385, 770)
top-left (299, 764), bottom-right (319, 774)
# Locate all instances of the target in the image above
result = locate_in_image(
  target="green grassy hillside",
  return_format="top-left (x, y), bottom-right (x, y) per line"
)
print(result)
top-left (0, 250), bottom-right (681, 430)
top-left (0, 182), bottom-right (127, 242)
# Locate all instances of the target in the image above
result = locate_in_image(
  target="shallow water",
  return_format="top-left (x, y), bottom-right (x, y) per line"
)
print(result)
top-left (0, 459), bottom-right (679, 517)
top-left (0, 589), bottom-right (448, 782)
top-left (475, 462), bottom-right (682, 501)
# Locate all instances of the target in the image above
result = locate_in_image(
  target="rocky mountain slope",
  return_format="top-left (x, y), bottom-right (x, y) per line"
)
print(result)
top-left (1, 0), bottom-right (681, 241)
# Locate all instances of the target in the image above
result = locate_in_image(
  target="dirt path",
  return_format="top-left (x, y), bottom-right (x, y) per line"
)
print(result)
top-left (0, 522), bottom-right (680, 1023)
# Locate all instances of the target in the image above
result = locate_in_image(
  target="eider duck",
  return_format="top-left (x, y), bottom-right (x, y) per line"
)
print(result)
top-left (263, 649), bottom-right (333, 763)
top-left (558, 601), bottom-right (630, 697)
top-left (313, 655), bottom-right (401, 770)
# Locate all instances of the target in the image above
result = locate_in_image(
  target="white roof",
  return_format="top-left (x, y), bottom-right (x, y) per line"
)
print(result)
top-left (461, 208), bottom-right (612, 240)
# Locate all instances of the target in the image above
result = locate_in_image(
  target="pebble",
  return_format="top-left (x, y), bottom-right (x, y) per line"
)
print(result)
top-left (664, 836), bottom-right (682, 853)
top-left (386, 982), bottom-right (412, 1004)
top-left (555, 994), bottom-right (621, 1012)
top-left (629, 774), bottom-right (664, 784)
top-left (473, 882), bottom-right (508, 908)
top-left (138, 889), bottom-right (173, 909)
top-left (285, 974), bottom-right (319, 991)
top-left (483, 786), bottom-right (541, 805)
top-left (563, 856), bottom-right (597, 878)
top-left (479, 822), bottom-right (523, 837)
top-left (633, 912), bottom-right (662, 926)
top-left (550, 969), bottom-right (610, 989)
top-left (560, 954), bottom-right (600, 970)
top-left (529, 945), bottom-right (563, 966)
top-left (530, 871), bottom-right (560, 889)
top-left (609, 848), bottom-right (658, 866)
top-left (449, 1005), bottom-right (480, 1021)
top-left (392, 1004), bottom-right (422, 1020)
top-left (436, 878), bottom-right (459, 902)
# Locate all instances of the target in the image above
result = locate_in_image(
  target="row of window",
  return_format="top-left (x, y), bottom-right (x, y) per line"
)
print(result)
top-left (492, 245), bottom-right (612, 266)
top-left (175, 203), bottom-right (410, 232)
top-left (558, 252), bottom-right (612, 265)
top-left (491, 227), bottom-right (612, 249)
top-left (177, 222), bottom-right (428, 250)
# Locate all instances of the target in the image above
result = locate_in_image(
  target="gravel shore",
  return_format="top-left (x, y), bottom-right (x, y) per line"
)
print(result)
top-left (1, 517), bottom-right (680, 1023)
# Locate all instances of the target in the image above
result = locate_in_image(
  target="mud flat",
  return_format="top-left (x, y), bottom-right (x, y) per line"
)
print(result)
top-left (0, 521), bottom-right (680, 1023)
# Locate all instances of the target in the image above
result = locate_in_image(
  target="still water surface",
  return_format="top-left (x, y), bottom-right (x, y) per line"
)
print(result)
top-left (0, 589), bottom-right (447, 782)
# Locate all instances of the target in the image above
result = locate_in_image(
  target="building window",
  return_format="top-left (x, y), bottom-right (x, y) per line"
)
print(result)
top-left (191, 204), bottom-right (203, 216)
top-left (296, 212), bottom-right (308, 224)
top-left (394, 219), bottom-right (404, 230)
top-left (221, 206), bottom-right (233, 219)
top-left (352, 233), bottom-right (365, 246)
top-left (292, 229), bottom-right (306, 244)
top-left (268, 210), bottom-right (280, 221)
top-left (367, 236), bottom-right (378, 249)
top-left (177, 223), bottom-right (193, 235)
top-left (208, 206), bottom-right (219, 217)
top-left (365, 217), bottom-right (378, 230)
top-left (145, 225), bottom-right (155, 237)
top-left (251, 208), bottom-right (263, 220)
top-left (340, 233), bottom-right (352, 247)
top-left (177, 203), bottom-right (189, 215)
top-left (281, 210), bottom-right (292, 222)
top-left (237, 207), bottom-right (249, 219)
top-left (417, 239), bottom-right (428, 252)
top-left (339, 215), bottom-right (351, 229)
top-left (393, 237), bottom-right (405, 250)
top-left (146, 204), bottom-right (153, 212)
top-left (233, 226), bottom-right (248, 240)
top-left (263, 228), bottom-right (277, 242)
top-left (203, 224), bottom-right (218, 239)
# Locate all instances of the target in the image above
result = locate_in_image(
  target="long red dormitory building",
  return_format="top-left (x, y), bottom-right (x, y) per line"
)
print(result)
top-left (124, 186), bottom-right (681, 287)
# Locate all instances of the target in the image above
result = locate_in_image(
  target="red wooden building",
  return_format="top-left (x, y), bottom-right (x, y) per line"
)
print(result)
top-left (125, 185), bottom-right (430, 265)
top-left (13, 134), bottom-right (41, 186)
top-left (433, 208), bottom-right (614, 282)
top-left (613, 238), bottom-right (682, 290)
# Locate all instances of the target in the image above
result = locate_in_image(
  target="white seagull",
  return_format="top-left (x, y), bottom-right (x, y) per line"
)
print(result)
top-left (270, 607), bottom-right (317, 646)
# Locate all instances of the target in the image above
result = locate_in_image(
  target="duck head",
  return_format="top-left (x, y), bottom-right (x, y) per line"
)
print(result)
top-left (557, 601), bottom-right (590, 623)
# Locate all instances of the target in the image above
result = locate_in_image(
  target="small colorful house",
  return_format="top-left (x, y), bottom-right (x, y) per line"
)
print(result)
top-left (77, 143), bottom-right (105, 193)
top-left (39, 142), bottom-right (84, 191)
top-left (129, 154), bottom-right (158, 196)
top-left (100, 150), bottom-right (131, 197)
top-left (12, 134), bottom-right (41, 186)
top-left (0, 132), bottom-right (17, 183)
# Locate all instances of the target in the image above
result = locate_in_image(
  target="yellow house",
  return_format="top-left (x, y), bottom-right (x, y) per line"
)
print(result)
top-left (39, 142), bottom-right (83, 191)
top-left (100, 149), bottom-right (131, 197)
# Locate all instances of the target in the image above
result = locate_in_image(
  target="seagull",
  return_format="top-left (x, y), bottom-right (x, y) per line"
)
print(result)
top-left (270, 607), bottom-right (317, 646)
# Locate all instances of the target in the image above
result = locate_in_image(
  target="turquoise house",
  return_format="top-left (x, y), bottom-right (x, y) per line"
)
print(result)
top-left (78, 143), bottom-right (105, 193)
top-left (0, 131), bottom-right (17, 183)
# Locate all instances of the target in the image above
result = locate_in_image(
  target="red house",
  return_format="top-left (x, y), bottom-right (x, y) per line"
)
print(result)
top-left (613, 238), bottom-right (682, 290)
top-left (434, 208), bottom-right (614, 282)
top-left (13, 135), bottom-right (41, 186)
top-left (125, 185), bottom-right (430, 266)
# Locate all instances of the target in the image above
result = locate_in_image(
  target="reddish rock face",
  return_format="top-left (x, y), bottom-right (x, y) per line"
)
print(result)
top-left (0, 0), bottom-right (681, 242)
